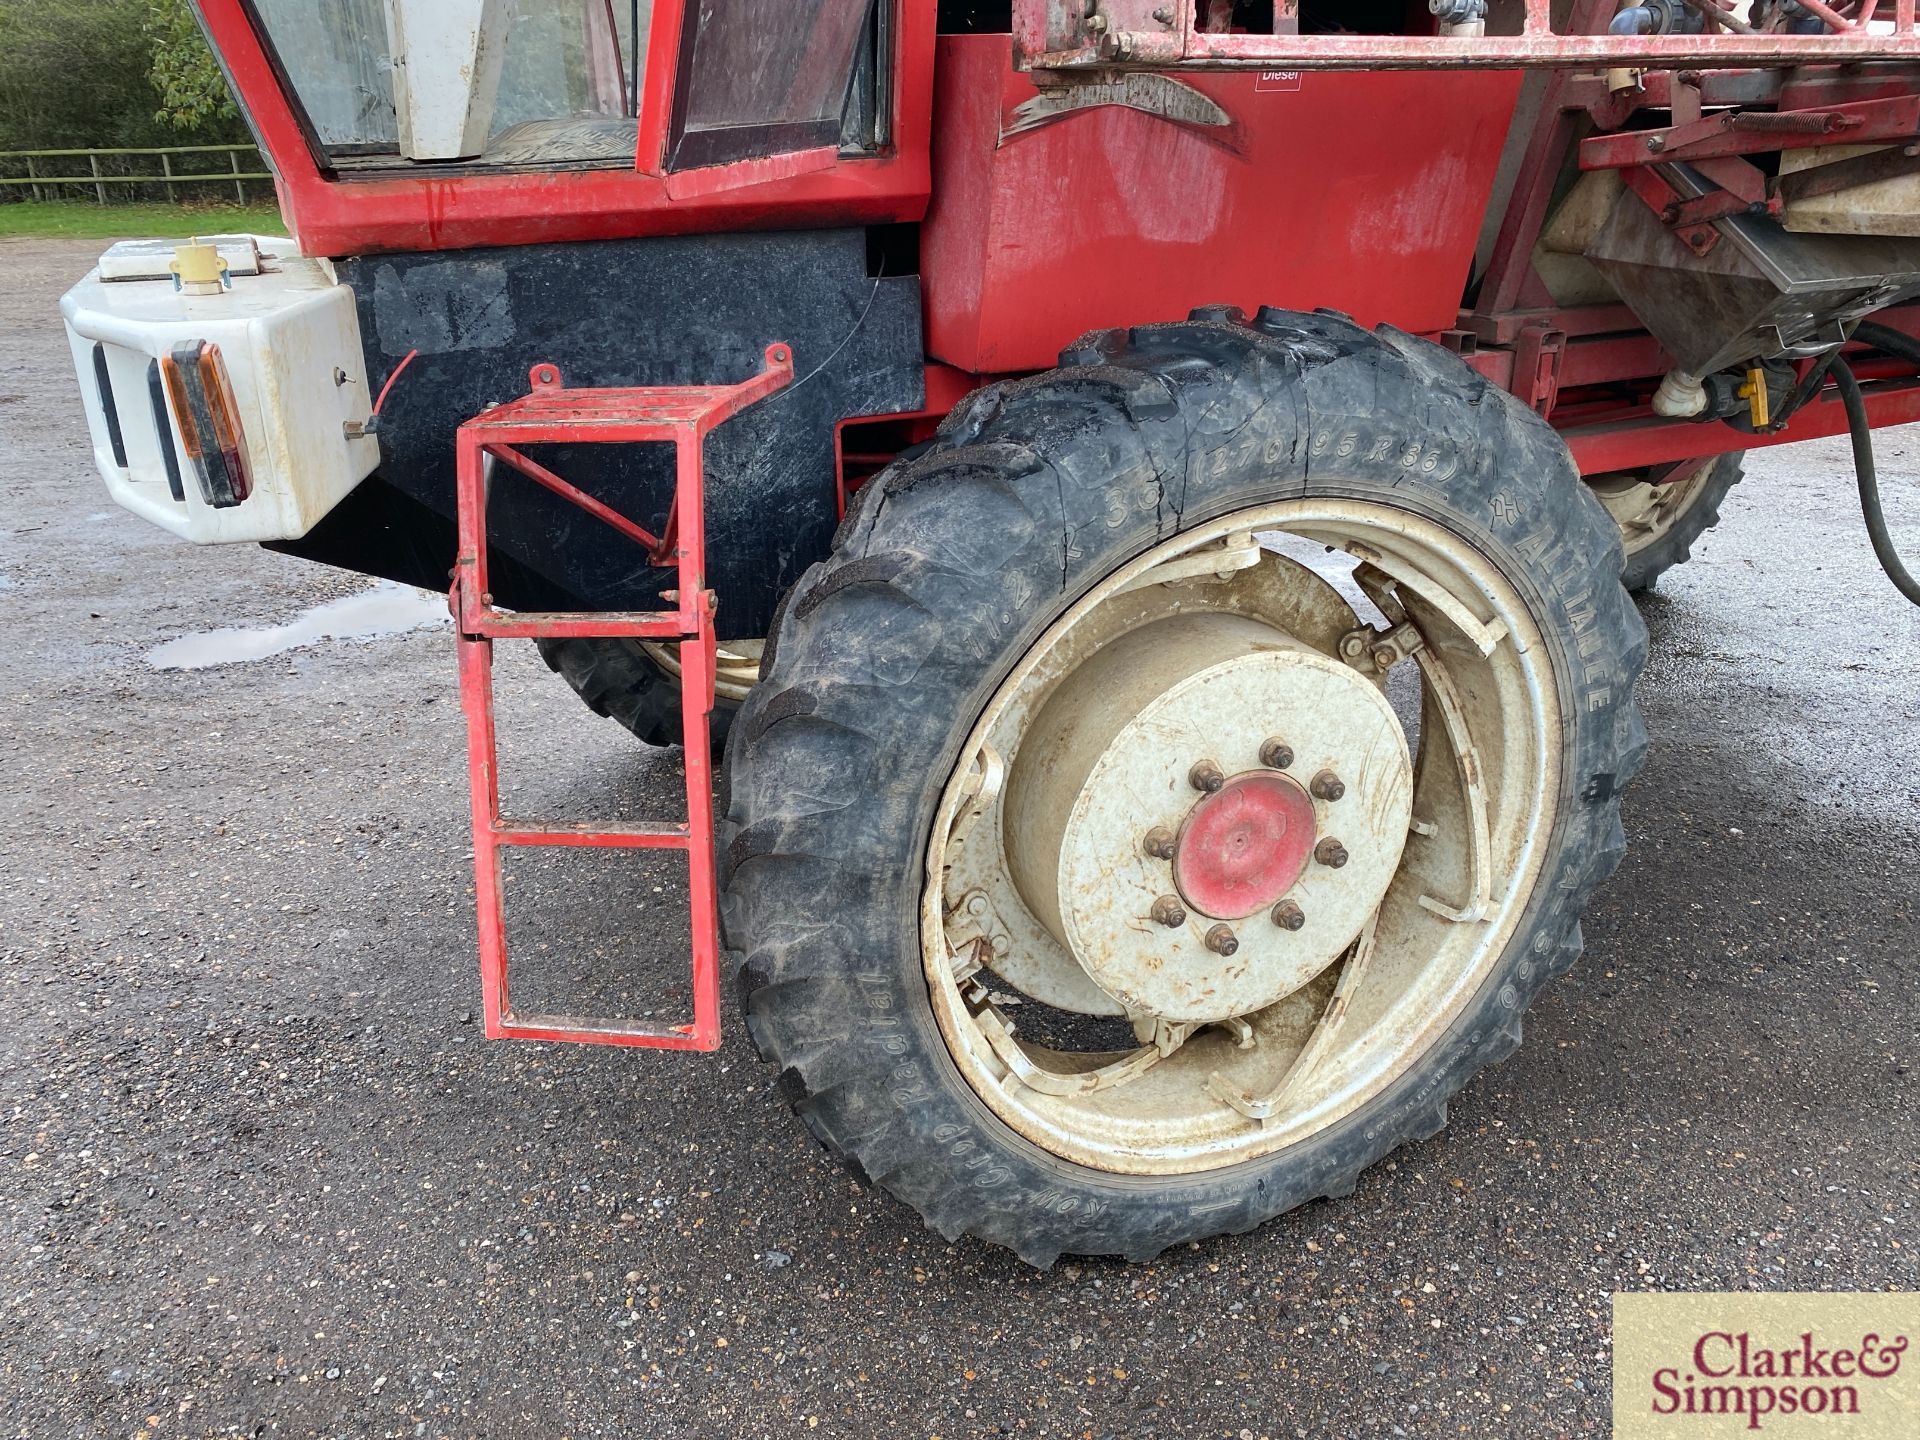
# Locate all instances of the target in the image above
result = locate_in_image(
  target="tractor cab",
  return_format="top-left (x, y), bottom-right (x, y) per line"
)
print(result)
top-left (193, 0), bottom-right (926, 254)
top-left (250, 0), bottom-right (885, 170)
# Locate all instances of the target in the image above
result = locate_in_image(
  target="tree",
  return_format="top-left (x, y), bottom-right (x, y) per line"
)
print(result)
top-left (0, 0), bottom-right (156, 150)
top-left (0, 0), bottom-right (244, 151)
top-left (145, 0), bottom-right (239, 131)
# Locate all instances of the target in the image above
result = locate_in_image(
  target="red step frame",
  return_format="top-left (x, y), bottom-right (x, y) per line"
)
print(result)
top-left (452, 347), bottom-right (794, 1050)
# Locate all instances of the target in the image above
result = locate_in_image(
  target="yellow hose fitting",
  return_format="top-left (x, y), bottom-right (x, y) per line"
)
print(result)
top-left (1738, 367), bottom-right (1770, 430)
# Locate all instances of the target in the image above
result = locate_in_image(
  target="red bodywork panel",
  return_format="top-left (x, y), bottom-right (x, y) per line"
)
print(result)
top-left (196, 0), bottom-right (936, 256)
top-left (921, 37), bottom-right (1523, 374)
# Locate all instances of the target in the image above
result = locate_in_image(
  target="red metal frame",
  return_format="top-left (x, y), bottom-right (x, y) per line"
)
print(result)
top-left (1015, 0), bottom-right (1920, 70)
top-left (453, 347), bottom-right (793, 1050)
top-left (195, 0), bottom-right (935, 256)
top-left (1580, 96), bottom-right (1920, 170)
top-left (1563, 368), bottom-right (1920, 472)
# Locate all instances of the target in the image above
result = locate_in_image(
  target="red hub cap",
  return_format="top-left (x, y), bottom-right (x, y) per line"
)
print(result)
top-left (1173, 771), bottom-right (1318, 920)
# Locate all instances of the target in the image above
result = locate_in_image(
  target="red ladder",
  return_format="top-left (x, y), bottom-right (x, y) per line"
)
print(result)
top-left (451, 346), bottom-right (793, 1051)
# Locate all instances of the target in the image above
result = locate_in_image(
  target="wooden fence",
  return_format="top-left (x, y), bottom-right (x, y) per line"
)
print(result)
top-left (0, 145), bottom-right (271, 205)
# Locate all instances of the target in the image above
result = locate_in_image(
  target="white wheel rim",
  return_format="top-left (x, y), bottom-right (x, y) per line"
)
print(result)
top-left (1592, 459), bottom-right (1716, 558)
top-left (919, 501), bottom-right (1563, 1176)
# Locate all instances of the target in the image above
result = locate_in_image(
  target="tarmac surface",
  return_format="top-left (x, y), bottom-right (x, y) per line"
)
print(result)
top-left (1, 235), bottom-right (1916, 1439)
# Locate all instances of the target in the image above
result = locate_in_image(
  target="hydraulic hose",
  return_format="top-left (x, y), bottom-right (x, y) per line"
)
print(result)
top-left (1830, 357), bottom-right (1920, 608)
top-left (1852, 319), bottom-right (1920, 371)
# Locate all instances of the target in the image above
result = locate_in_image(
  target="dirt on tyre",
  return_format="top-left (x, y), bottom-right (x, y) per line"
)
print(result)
top-left (1589, 453), bottom-right (1743, 593)
top-left (720, 308), bottom-right (1647, 1266)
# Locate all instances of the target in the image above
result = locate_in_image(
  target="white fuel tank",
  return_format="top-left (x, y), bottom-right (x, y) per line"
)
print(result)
top-left (60, 235), bottom-right (381, 544)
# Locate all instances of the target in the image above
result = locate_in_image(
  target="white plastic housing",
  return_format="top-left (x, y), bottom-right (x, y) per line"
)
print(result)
top-left (61, 236), bottom-right (381, 544)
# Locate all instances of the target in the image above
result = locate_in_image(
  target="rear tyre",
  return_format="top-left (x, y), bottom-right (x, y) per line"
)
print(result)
top-left (720, 309), bottom-right (1646, 1265)
top-left (1589, 453), bottom-right (1743, 592)
top-left (537, 636), bottom-right (740, 751)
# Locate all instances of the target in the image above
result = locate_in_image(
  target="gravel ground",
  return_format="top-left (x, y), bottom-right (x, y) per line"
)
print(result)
top-left (1, 235), bottom-right (1916, 1439)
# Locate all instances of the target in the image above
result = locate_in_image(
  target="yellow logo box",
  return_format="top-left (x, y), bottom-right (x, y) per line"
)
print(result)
top-left (1613, 1293), bottom-right (1916, 1438)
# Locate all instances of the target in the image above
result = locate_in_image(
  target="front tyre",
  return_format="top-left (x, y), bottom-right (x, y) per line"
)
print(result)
top-left (536, 636), bottom-right (746, 751)
top-left (720, 310), bottom-right (1647, 1265)
top-left (1589, 453), bottom-right (1743, 593)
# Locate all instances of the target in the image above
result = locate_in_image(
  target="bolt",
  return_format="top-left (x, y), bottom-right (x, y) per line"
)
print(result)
top-left (1310, 770), bottom-right (1345, 802)
top-left (1645, 133), bottom-right (1666, 153)
top-left (1259, 738), bottom-right (1295, 770)
top-left (1188, 759), bottom-right (1225, 793)
top-left (1370, 644), bottom-right (1399, 671)
top-left (1150, 895), bottom-right (1187, 928)
top-left (1270, 900), bottom-right (1306, 931)
top-left (1205, 924), bottom-right (1239, 957)
top-left (1142, 826), bottom-right (1177, 861)
top-left (1339, 632), bottom-right (1370, 660)
top-left (1315, 838), bottom-right (1350, 869)
top-left (1153, 3), bottom-right (1175, 21)
top-left (1085, 11), bottom-right (1109, 31)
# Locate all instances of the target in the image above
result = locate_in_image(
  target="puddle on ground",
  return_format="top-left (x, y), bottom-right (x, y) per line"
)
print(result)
top-left (147, 580), bottom-right (449, 670)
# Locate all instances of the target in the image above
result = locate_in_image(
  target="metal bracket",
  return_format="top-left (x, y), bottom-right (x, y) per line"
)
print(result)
top-left (1207, 918), bottom-right (1376, 1124)
top-left (945, 886), bottom-right (1014, 982)
top-left (1513, 321), bottom-right (1567, 416)
top-left (1118, 530), bottom-right (1263, 593)
top-left (1337, 619), bottom-right (1426, 676)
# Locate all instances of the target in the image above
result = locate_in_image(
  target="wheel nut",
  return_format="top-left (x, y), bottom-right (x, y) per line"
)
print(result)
top-left (1259, 737), bottom-right (1295, 770)
top-left (1188, 759), bottom-right (1225, 793)
top-left (1142, 826), bottom-right (1177, 861)
top-left (1205, 924), bottom-right (1238, 957)
top-left (1150, 895), bottom-right (1187, 928)
top-left (1314, 837), bottom-right (1350, 869)
top-left (1310, 769), bottom-right (1345, 802)
top-left (1270, 900), bottom-right (1306, 931)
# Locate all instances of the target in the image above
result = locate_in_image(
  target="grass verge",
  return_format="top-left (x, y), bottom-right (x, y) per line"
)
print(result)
top-left (0, 201), bottom-right (286, 240)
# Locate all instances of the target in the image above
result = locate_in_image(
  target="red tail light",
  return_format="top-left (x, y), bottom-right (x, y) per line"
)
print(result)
top-left (159, 341), bottom-right (252, 507)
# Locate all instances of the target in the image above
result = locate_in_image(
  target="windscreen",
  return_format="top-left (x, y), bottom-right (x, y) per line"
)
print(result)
top-left (252, 0), bottom-right (397, 150)
top-left (248, 0), bottom-right (644, 166)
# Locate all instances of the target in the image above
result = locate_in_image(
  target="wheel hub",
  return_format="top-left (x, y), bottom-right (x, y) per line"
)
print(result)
top-left (1002, 611), bottom-right (1415, 1024)
top-left (1173, 771), bottom-right (1317, 920)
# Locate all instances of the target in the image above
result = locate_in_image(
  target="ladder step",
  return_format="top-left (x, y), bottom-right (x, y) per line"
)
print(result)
top-left (494, 819), bottom-right (691, 849)
top-left (475, 610), bottom-right (697, 641)
top-left (494, 1013), bottom-right (710, 1049)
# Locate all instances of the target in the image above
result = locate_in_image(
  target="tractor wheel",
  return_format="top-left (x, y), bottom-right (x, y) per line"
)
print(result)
top-left (720, 309), bottom-right (1646, 1265)
top-left (537, 636), bottom-right (744, 751)
top-left (1588, 453), bottom-right (1743, 593)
